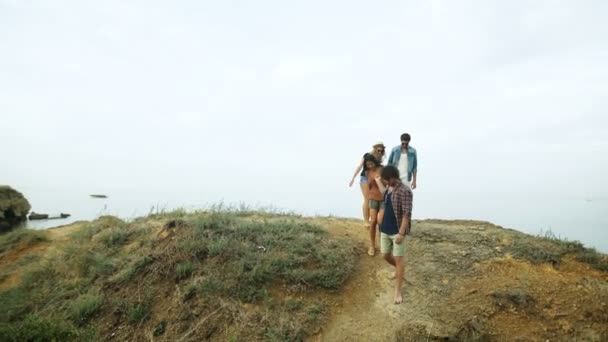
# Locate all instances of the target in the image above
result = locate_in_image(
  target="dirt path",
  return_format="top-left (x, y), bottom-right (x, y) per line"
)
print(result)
top-left (312, 218), bottom-right (426, 342)
top-left (312, 218), bottom-right (608, 341)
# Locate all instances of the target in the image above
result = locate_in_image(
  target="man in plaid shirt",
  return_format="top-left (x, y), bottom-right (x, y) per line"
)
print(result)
top-left (374, 165), bottom-right (413, 304)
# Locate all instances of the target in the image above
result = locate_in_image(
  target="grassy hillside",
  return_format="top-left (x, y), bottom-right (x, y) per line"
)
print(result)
top-left (0, 210), bottom-right (357, 341)
top-left (1, 211), bottom-right (607, 341)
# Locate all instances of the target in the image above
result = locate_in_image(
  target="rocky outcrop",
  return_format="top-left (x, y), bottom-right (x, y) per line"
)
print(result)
top-left (28, 212), bottom-right (71, 220)
top-left (0, 186), bottom-right (31, 231)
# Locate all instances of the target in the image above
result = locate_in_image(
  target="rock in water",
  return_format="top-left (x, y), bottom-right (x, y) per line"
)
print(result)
top-left (0, 186), bottom-right (32, 231)
top-left (28, 212), bottom-right (49, 220)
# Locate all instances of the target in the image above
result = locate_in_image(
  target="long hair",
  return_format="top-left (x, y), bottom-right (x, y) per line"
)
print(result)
top-left (364, 153), bottom-right (382, 170)
top-left (370, 144), bottom-right (386, 163)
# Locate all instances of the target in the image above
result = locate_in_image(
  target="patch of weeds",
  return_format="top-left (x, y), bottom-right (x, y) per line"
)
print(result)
top-left (153, 320), bottom-right (167, 336)
top-left (198, 219), bottom-right (355, 302)
top-left (511, 231), bottom-right (608, 271)
top-left (199, 277), bottom-right (224, 297)
top-left (20, 261), bottom-right (58, 289)
top-left (147, 208), bottom-right (188, 220)
top-left (182, 282), bottom-right (198, 301)
top-left (0, 228), bottom-right (48, 254)
top-left (67, 248), bottom-right (115, 278)
top-left (187, 212), bottom-right (237, 233)
top-left (98, 228), bottom-right (129, 248)
top-left (285, 298), bottom-right (303, 312)
top-left (175, 261), bottom-right (194, 280)
top-left (69, 289), bottom-right (104, 325)
top-left (305, 303), bottom-right (326, 324)
top-left (71, 223), bottom-right (101, 242)
top-left (576, 248), bottom-right (608, 272)
top-left (231, 282), bottom-right (268, 303)
top-left (454, 315), bottom-right (491, 342)
top-left (511, 239), bottom-right (562, 265)
top-left (111, 255), bottom-right (153, 283)
top-left (71, 216), bottom-right (126, 242)
top-left (0, 287), bottom-right (32, 322)
top-left (127, 302), bottom-right (151, 325)
top-left (207, 238), bottom-right (231, 257)
top-left (263, 316), bottom-right (304, 342)
top-left (182, 277), bottom-right (225, 301)
top-left (89, 253), bottom-right (115, 276)
top-left (95, 215), bottom-right (127, 229)
top-left (163, 219), bottom-right (187, 230)
top-left (176, 238), bottom-right (208, 259)
top-left (16, 253), bottom-right (41, 266)
top-left (491, 289), bottom-right (535, 310)
top-left (0, 314), bottom-right (79, 342)
top-left (208, 202), bottom-right (301, 218)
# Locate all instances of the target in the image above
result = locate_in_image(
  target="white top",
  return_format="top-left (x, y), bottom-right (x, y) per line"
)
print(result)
top-left (398, 152), bottom-right (410, 187)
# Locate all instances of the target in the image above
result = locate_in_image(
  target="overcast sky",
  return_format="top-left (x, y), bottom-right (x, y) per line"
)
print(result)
top-left (2, 1), bottom-right (608, 223)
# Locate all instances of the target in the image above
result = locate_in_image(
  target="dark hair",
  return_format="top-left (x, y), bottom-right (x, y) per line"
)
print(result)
top-left (364, 153), bottom-right (381, 168)
top-left (381, 165), bottom-right (400, 180)
top-left (400, 133), bottom-right (411, 142)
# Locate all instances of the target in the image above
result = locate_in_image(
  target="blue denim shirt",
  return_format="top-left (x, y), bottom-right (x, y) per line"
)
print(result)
top-left (387, 145), bottom-right (418, 181)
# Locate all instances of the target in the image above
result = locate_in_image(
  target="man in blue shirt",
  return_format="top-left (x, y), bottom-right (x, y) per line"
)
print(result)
top-left (375, 165), bottom-right (413, 304)
top-left (387, 133), bottom-right (418, 189)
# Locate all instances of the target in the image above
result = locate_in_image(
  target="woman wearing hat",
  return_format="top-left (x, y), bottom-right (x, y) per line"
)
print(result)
top-left (349, 142), bottom-right (386, 228)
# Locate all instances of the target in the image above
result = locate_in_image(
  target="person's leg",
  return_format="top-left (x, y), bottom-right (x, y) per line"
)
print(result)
top-left (386, 233), bottom-right (403, 280)
top-left (369, 207), bottom-right (378, 255)
top-left (381, 233), bottom-right (395, 266)
top-left (359, 182), bottom-right (370, 226)
top-left (394, 256), bottom-right (405, 304)
top-left (383, 253), bottom-right (395, 266)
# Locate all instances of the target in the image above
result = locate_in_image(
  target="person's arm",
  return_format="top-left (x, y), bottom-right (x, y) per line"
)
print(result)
top-left (411, 150), bottom-right (418, 189)
top-left (349, 159), bottom-right (364, 187)
top-left (374, 176), bottom-right (386, 194)
top-left (395, 188), bottom-right (412, 244)
top-left (411, 172), bottom-right (417, 189)
top-left (387, 148), bottom-right (394, 166)
top-left (373, 168), bottom-right (386, 194)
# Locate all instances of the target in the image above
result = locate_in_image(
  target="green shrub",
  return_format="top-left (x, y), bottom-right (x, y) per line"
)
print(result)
top-left (127, 302), bottom-right (151, 325)
top-left (0, 287), bottom-right (32, 322)
top-left (207, 238), bottom-right (231, 257)
top-left (0, 314), bottom-right (78, 341)
top-left (111, 255), bottom-right (153, 283)
top-left (99, 229), bottom-right (129, 248)
top-left (285, 298), bottom-right (303, 312)
top-left (512, 231), bottom-right (608, 271)
top-left (175, 261), bottom-right (194, 280)
top-left (70, 290), bottom-right (104, 325)
top-left (576, 249), bottom-right (608, 271)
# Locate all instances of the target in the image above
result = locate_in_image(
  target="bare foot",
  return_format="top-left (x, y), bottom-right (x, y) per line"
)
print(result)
top-left (367, 247), bottom-right (375, 256)
top-left (394, 292), bottom-right (403, 304)
top-left (388, 271), bottom-right (407, 280)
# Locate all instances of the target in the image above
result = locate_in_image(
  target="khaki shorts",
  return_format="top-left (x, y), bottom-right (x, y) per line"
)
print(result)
top-left (381, 232), bottom-right (406, 257)
top-left (368, 199), bottom-right (385, 211)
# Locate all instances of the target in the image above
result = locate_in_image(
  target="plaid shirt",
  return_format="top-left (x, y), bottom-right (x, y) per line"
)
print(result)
top-left (390, 181), bottom-right (413, 235)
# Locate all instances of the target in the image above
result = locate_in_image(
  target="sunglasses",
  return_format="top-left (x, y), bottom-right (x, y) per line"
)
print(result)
top-left (401, 141), bottom-right (410, 145)
top-left (376, 149), bottom-right (385, 153)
